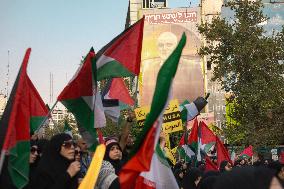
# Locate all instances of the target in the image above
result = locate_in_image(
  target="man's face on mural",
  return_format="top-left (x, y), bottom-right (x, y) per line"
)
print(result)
top-left (157, 32), bottom-right (178, 61)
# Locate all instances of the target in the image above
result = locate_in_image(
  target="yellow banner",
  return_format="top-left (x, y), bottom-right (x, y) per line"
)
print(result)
top-left (78, 144), bottom-right (106, 189)
top-left (134, 99), bottom-right (183, 134)
top-left (162, 119), bottom-right (183, 134)
top-left (134, 106), bottom-right (150, 127)
top-left (164, 146), bottom-right (176, 165)
top-left (163, 99), bottom-right (180, 114)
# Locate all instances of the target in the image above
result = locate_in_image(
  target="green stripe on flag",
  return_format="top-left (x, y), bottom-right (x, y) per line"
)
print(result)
top-left (204, 142), bottom-right (215, 153)
top-left (96, 60), bottom-right (135, 81)
top-left (156, 145), bottom-right (171, 168)
top-left (61, 98), bottom-right (97, 138)
top-left (30, 116), bottom-right (46, 134)
top-left (128, 33), bottom-right (186, 159)
top-left (191, 142), bottom-right (198, 153)
top-left (8, 141), bottom-right (30, 189)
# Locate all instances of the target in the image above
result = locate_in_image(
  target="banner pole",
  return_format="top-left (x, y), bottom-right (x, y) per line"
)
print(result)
top-left (35, 100), bottom-right (58, 133)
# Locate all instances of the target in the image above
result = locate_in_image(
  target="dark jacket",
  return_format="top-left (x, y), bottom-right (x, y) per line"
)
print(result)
top-left (31, 134), bottom-right (79, 189)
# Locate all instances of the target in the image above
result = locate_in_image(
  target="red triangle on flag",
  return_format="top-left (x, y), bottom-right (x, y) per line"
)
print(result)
top-left (103, 17), bottom-right (144, 75)
top-left (109, 78), bottom-right (134, 106)
top-left (205, 155), bottom-right (218, 172)
top-left (200, 121), bottom-right (216, 144)
top-left (216, 136), bottom-right (232, 168)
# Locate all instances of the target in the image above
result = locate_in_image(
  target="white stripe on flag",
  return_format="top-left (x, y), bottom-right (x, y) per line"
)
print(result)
top-left (185, 103), bottom-right (199, 121)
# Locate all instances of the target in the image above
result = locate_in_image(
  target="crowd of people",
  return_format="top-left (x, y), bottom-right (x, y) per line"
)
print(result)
top-left (2, 114), bottom-right (283, 189)
top-left (22, 131), bottom-right (132, 189)
top-left (172, 155), bottom-right (284, 189)
top-left (18, 130), bottom-right (283, 189)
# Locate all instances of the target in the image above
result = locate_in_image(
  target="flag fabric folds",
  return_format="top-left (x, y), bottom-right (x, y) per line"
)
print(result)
top-left (101, 78), bottom-right (134, 122)
top-left (186, 118), bottom-right (199, 152)
top-left (199, 121), bottom-right (216, 153)
top-left (95, 17), bottom-right (144, 81)
top-left (239, 145), bottom-right (253, 159)
top-left (0, 48), bottom-right (47, 189)
top-left (107, 78), bottom-right (135, 106)
top-left (119, 33), bottom-right (186, 189)
top-left (205, 155), bottom-right (218, 172)
top-left (216, 136), bottom-right (232, 168)
top-left (135, 146), bottom-right (179, 189)
top-left (177, 144), bottom-right (195, 163)
top-left (179, 97), bottom-right (208, 122)
top-left (57, 49), bottom-right (104, 144)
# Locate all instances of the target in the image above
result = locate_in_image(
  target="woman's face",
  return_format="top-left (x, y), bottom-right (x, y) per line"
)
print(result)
top-left (60, 140), bottom-right (75, 160)
top-left (225, 162), bottom-right (232, 171)
top-left (74, 146), bottom-right (81, 161)
top-left (109, 144), bottom-right (122, 160)
top-left (179, 172), bottom-right (184, 179)
top-left (270, 177), bottom-right (282, 189)
top-left (30, 145), bottom-right (39, 163)
top-left (195, 176), bottom-right (202, 186)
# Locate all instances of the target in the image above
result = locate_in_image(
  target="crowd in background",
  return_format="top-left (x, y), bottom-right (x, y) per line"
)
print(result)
top-left (2, 113), bottom-right (283, 189)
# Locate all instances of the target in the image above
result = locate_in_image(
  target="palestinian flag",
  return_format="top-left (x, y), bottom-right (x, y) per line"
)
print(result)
top-left (101, 78), bottom-right (134, 122)
top-left (177, 144), bottom-right (195, 163)
top-left (0, 48), bottom-right (47, 189)
top-left (205, 155), bottom-right (218, 172)
top-left (178, 118), bottom-right (198, 162)
top-left (179, 97), bottom-right (208, 122)
top-left (239, 145), bottom-right (253, 159)
top-left (101, 79), bottom-right (120, 123)
top-left (57, 49), bottom-right (105, 143)
top-left (95, 17), bottom-right (144, 81)
top-left (186, 118), bottom-right (199, 151)
top-left (199, 121), bottom-right (216, 154)
top-left (216, 136), bottom-right (232, 168)
top-left (28, 79), bottom-right (49, 134)
top-left (105, 78), bottom-right (135, 106)
top-left (179, 100), bottom-right (190, 122)
top-left (119, 33), bottom-right (186, 189)
top-left (135, 146), bottom-right (179, 189)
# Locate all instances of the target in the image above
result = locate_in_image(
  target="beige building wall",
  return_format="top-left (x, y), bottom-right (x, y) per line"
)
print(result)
top-left (202, 0), bottom-right (226, 128)
top-left (203, 0), bottom-right (223, 15)
top-left (0, 94), bottom-right (7, 118)
top-left (129, 0), bottom-right (143, 24)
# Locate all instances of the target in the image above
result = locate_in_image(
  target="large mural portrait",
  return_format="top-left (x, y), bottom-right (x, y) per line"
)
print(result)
top-left (139, 8), bottom-right (205, 106)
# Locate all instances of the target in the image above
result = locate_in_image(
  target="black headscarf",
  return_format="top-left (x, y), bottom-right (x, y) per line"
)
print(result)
top-left (198, 171), bottom-right (220, 189)
top-left (213, 166), bottom-right (277, 189)
top-left (219, 160), bottom-right (229, 172)
top-left (104, 140), bottom-right (123, 174)
top-left (32, 133), bottom-right (78, 189)
top-left (174, 169), bottom-right (184, 188)
top-left (182, 167), bottom-right (202, 189)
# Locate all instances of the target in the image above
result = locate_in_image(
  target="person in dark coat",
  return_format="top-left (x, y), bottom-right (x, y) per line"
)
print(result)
top-left (268, 161), bottom-right (284, 187)
top-left (174, 169), bottom-right (184, 188)
top-left (23, 140), bottom-right (40, 189)
top-left (219, 160), bottom-right (232, 173)
top-left (31, 133), bottom-right (80, 189)
top-left (182, 167), bottom-right (202, 189)
top-left (198, 170), bottom-right (220, 189)
top-left (213, 166), bottom-right (282, 189)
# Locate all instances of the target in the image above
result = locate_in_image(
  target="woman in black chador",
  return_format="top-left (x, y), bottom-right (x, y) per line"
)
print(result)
top-left (31, 133), bottom-right (80, 189)
top-left (95, 138), bottom-right (122, 189)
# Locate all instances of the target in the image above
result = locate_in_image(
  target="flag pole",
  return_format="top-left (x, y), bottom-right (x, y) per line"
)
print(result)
top-left (35, 100), bottom-right (58, 133)
top-left (0, 149), bottom-right (7, 174)
top-left (133, 75), bottom-right (139, 108)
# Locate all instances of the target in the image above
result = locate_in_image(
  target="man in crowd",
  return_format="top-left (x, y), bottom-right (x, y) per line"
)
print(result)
top-left (77, 138), bottom-right (91, 177)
